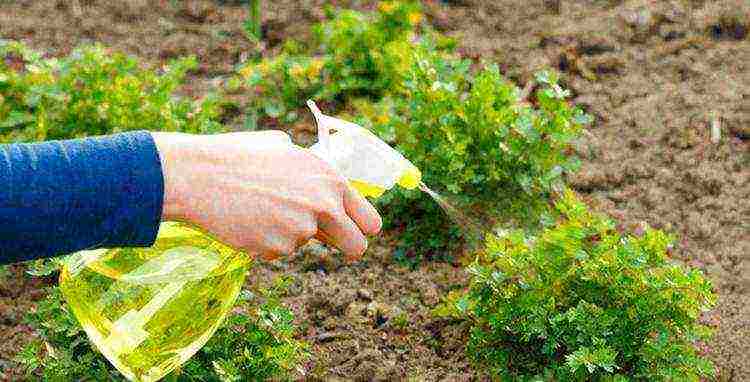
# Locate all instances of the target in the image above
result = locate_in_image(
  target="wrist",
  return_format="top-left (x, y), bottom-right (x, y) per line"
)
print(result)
top-left (151, 132), bottom-right (195, 222)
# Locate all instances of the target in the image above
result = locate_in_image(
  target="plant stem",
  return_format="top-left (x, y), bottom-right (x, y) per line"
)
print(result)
top-left (249, 0), bottom-right (262, 40)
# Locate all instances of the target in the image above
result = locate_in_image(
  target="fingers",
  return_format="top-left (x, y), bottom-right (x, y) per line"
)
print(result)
top-left (257, 236), bottom-right (303, 262)
top-left (314, 229), bottom-right (334, 248)
top-left (317, 211), bottom-right (368, 261)
top-left (259, 251), bottom-right (283, 262)
top-left (256, 231), bottom-right (294, 261)
top-left (343, 186), bottom-right (382, 236)
top-left (313, 173), bottom-right (380, 261)
top-left (263, 215), bottom-right (317, 260)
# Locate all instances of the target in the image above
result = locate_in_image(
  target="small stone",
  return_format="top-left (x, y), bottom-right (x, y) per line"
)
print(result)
top-left (366, 301), bottom-right (395, 319)
top-left (421, 284), bottom-right (440, 306)
top-left (344, 301), bottom-right (367, 324)
top-left (711, 114), bottom-right (722, 144)
top-left (389, 305), bottom-right (404, 319)
top-left (357, 288), bottom-right (373, 301)
top-left (313, 331), bottom-right (344, 343)
top-left (621, 7), bottom-right (653, 30)
top-left (301, 240), bottom-right (331, 258)
top-left (729, 117), bottom-right (750, 140)
top-left (366, 301), bottom-right (384, 317)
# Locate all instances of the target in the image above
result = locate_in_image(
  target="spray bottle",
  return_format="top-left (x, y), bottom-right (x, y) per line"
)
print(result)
top-left (58, 100), bottom-right (422, 382)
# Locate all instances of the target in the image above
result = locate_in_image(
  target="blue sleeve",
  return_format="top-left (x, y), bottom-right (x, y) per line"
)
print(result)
top-left (0, 131), bottom-right (164, 265)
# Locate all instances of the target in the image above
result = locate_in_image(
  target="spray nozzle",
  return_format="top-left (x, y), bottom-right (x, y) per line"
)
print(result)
top-left (306, 100), bottom-right (421, 198)
top-left (306, 100), bottom-right (329, 156)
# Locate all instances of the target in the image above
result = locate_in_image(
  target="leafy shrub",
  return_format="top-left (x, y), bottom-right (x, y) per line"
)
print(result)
top-left (234, 0), bottom-right (452, 126)
top-left (311, 0), bottom-right (425, 98)
top-left (363, 60), bottom-right (590, 257)
top-left (236, 54), bottom-right (327, 128)
top-left (0, 40), bottom-right (223, 143)
top-left (16, 274), bottom-right (307, 381)
top-left (438, 190), bottom-right (716, 381)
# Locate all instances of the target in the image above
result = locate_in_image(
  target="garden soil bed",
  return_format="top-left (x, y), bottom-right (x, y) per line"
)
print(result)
top-left (1, 0), bottom-right (748, 380)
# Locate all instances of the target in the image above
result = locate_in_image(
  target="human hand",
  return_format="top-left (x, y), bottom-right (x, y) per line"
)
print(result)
top-left (151, 131), bottom-right (382, 261)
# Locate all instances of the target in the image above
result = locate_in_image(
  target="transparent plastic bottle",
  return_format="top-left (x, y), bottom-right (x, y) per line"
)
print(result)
top-left (58, 100), bottom-right (421, 382)
top-left (59, 223), bottom-right (247, 382)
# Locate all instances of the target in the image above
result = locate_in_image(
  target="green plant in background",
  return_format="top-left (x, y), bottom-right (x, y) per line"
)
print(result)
top-left (311, 0), bottom-right (426, 99)
top-left (237, 54), bottom-right (327, 129)
top-left (0, 41), bottom-right (223, 143)
top-left (234, 0), bottom-right (449, 125)
top-left (437, 190), bottom-right (716, 381)
top-left (16, 277), bottom-right (307, 381)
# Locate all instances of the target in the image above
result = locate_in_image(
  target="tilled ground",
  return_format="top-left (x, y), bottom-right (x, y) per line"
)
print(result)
top-left (1, 0), bottom-right (748, 380)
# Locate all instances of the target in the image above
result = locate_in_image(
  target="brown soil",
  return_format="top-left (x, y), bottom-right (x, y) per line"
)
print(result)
top-left (253, 240), bottom-right (474, 380)
top-left (1, 0), bottom-right (749, 380)
top-left (0, 1), bottom-right (256, 73)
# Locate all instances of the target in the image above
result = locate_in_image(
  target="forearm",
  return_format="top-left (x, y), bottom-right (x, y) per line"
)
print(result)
top-left (0, 131), bottom-right (164, 264)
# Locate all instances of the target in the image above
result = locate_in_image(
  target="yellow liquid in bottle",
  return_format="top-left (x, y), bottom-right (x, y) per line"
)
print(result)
top-left (349, 166), bottom-right (422, 198)
top-left (59, 222), bottom-right (249, 382)
top-left (397, 166), bottom-right (422, 190)
top-left (349, 179), bottom-right (387, 198)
